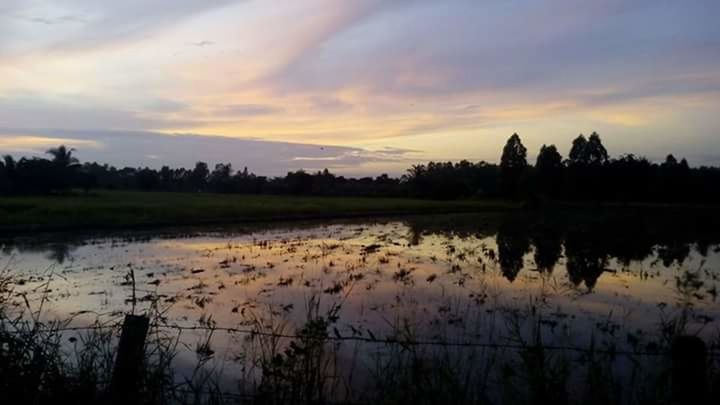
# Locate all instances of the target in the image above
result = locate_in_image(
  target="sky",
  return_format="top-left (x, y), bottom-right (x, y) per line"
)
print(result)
top-left (1, 0), bottom-right (719, 176)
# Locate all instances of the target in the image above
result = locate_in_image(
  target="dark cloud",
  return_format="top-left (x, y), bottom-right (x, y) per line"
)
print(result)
top-left (0, 94), bottom-right (200, 130)
top-left (0, 128), bottom-right (420, 176)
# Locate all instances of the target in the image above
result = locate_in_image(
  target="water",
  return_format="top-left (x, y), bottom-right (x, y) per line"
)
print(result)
top-left (2, 213), bottom-right (719, 400)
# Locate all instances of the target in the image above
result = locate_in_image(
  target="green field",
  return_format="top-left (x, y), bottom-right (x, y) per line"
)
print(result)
top-left (0, 191), bottom-right (519, 232)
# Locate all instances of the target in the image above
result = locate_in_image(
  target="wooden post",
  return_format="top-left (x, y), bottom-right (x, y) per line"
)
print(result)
top-left (672, 335), bottom-right (707, 404)
top-left (110, 314), bottom-right (149, 404)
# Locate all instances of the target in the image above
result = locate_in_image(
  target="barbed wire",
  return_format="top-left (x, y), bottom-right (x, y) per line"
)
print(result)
top-left (5, 320), bottom-right (719, 358)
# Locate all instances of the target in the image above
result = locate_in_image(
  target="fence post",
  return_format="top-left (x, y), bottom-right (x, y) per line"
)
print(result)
top-left (672, 335), bottom-right (707, 404)
top-left (110, 314), bottom-right (150, 404)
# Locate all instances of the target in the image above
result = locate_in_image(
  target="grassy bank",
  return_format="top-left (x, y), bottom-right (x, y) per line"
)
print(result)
top-left (0, 191), bottom-right (519, 232)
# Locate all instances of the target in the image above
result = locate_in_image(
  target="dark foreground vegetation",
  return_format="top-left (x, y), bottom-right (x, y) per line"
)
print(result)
top-left (1, 132), bottom-right (719, 201)
top-left (0, 191), bottom-right (516, 231)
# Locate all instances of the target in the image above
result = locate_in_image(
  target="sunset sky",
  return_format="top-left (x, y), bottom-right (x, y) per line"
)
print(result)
top-left (1, 0), bottom-right (719, 176)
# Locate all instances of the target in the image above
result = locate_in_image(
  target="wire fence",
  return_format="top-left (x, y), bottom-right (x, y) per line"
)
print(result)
top-left (9, 319), bottom-right (720, 358)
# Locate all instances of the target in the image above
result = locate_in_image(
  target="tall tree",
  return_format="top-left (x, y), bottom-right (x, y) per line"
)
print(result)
top-left (500, 133), bottom-right (527, 197)
top-left (568, 134), bottom-right (588, 165)
top-left (46, 145), bottom-right (80, 191)
top-left (569, 132), bottom-right (608, 166)
top-left (535, 144), bottom-right (563, 197)
top-left (536, 144), bottom-right (562, 172)
top-left (662, 154), bottom-right (678, 168)
top-left (46, 145), bottom-right (79, 168)
top-left (189, 162), bottom-right (210, 191)
top-left (585, 132), bottom-right (608, 165)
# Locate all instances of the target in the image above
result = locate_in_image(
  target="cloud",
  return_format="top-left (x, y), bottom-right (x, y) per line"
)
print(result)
top-left (211, 104), bottom-right (284, 117)
top-left (308, 96), bottom-right (353, 113)
top-left (0, 135), bottom-right (103, 154)
top-left (188, 40), bottom-right (214, 47)
top-left (291, 147), bottom-right (418, 166)
top-left (574, 74), bottom-right (720, 108)
top-left (18, 14), bottom-right (88, 25)
top-left (0, 0), bottom-right (240, 56)
top-left (0, 129), bottom-right (420, 176)
top-left (143, 98), bottom-right (191, 113)
top-left (0, 93), bottom-right (199, 130)
top-left (1, 0), bottom-right (719, 169)
top-left (260, 0), bottom-right (720, 103)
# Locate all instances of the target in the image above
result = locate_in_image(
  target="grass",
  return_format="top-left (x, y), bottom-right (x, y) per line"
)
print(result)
top-left (0, 190), bottom-right (519, 232)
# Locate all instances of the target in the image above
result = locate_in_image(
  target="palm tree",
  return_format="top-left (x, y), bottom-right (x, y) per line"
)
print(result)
top-left (46, 145), bottom-right (80, 169)
top-left (46, 145), bottom-right (81, 191)
top-left (3, 155), bottom-right (16, 171)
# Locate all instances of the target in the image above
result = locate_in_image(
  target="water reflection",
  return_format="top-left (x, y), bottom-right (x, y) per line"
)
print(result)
top-left (3, 212), bottom-right (720, 289)
top-left (2, 212), bottom-right (719, 402)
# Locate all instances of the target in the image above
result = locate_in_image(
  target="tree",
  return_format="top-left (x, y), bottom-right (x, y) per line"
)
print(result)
top-left (136, 167), bottom-right (160, 190)
top-left (585, 132), bottom-right (608, 165)
top-left (209, 163), bottom-right (234, 192)
top-left (500, 133), bottom-right (527, 197)
top-left (189, 162), bottom-right (209, 191)
top-left (46, 145), bottom-right (79, 168)
top-left (568, 134), bottom-right (588, 165)
top-left (0, 156), bottom-right (15, 194)
top-left (535, 144), bottom-right (563, 197)
top-left (662, 154), bottom-right (678, 168)
top-left (536, 144), bottom-right (562, 172)
top-left (501, 133), bottom-right (528, 170)
top-left (46, 145), bottom-right (80, 191)
top-left (569, 132), bottom-right (607, 166)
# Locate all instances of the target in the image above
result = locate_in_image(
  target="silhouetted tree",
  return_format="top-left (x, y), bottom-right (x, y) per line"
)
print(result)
top-left (286, 170), bottom-right (313, 195)
top-left (568, 132), bottom-right (608, 166)
top-left (565, 132), bottom-right (610, 199)
top-left (0, 157), bottom-right (10, 194)
top-left (535, 144), bottom-right (563, 197)
top-left (136, 168), bottom-right (160, 190)
top-left (607, 154), bottom-right (652, 200)
top-left (46, 145), bottom-right (78, 168)
top-left (189, 162), bottom-right (209, 191)
top-left (500, 133), bottom-right (528, 197)
top-left (46, 145), bottom-right (80, 191)
top-left (585, 132), bottom-right (608, 166)
top-left (209, 163), bottom-right (234, 192)
top-left (663, 154), bottom-right (678, 168)
top-left (2, 138), bottom-right (720, 202)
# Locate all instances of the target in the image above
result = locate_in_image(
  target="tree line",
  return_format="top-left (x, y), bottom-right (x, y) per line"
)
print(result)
top-left (1, 133), bottom-right (719, 201)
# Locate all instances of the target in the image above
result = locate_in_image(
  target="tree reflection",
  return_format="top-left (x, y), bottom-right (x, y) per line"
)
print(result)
top-left (46, 243), bottom-right (73, 264)
top-left (531, 225), bottom-right (562, 273)
top-left (564, 231), bottom-right (608, 291)
top-left (497, 224), bottom-right (531, 282)
top-left (657, 242), bottom-right (691, 267)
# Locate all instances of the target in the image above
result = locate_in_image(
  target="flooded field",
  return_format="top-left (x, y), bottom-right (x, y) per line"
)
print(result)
top-left (2, 213), bottom-right (719, 402)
